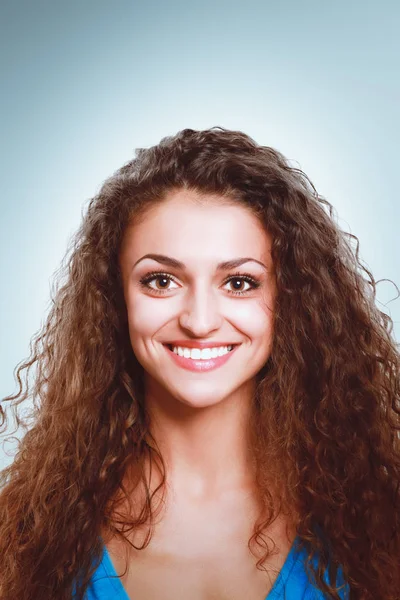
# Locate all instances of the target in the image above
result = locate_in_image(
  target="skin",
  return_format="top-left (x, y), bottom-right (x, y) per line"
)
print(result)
top-left (119, 188), bottom-right (276, 500)
top-left (113, 189), bottom-right (293, 599)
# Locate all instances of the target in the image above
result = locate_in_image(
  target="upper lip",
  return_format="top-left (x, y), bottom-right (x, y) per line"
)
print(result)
top-left (164, 340), bottom-right (240, 349)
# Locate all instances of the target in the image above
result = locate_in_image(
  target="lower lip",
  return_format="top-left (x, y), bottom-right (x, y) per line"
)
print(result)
top-left (163, 344), bottom-right (240, 372)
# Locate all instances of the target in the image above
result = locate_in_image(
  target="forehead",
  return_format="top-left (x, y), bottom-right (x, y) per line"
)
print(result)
top-left (120, 189), bottom-right (272, 267)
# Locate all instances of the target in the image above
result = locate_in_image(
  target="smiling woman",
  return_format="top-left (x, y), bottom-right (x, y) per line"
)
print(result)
top-left (118, 191), bottom-right (276, 410)
top-left (0, 127), bottom-right (399, 600)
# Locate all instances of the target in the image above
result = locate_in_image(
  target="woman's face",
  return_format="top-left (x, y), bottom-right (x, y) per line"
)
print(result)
top-left (119, 188), bottom-right (276, 410)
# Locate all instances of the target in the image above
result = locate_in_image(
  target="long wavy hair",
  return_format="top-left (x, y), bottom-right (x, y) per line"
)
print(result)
top-left (1, 127), bottom-right (399, 600)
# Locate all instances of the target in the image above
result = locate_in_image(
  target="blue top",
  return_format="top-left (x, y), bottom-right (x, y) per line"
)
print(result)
top-left (80, 535), bottom-right (350, 599)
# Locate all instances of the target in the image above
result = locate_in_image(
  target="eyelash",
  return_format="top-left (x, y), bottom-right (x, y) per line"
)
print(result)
top-left (139, 271), bottom-right (261, 297)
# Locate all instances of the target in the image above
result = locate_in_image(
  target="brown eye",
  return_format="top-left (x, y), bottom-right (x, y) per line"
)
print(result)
top-left (223, 274), bottom-right (260, 296)
top-left (227, 278), bottom-right (251, 293)
top-left (139, 272), bottom-right (180, 295)
top-left (153, 276), bottom-right (171, 290)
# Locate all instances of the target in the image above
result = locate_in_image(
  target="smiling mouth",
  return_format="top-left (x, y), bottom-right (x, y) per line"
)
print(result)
top-left (162, 342), bottom-right (241, 372)
top-left (163, 344), bottom-right (239, 351)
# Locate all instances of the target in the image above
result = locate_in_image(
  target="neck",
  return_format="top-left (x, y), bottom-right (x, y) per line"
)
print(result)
top-left (143, 376), bottom-right (257, 500)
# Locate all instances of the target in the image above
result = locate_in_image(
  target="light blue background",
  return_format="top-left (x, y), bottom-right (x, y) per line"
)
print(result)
top-left (1, 0), bottom-right (399, 470)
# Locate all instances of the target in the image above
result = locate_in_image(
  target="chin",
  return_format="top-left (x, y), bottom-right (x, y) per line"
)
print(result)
top-left (143, 370), bottom-right (253, 410)
top-left (176, 395), bottom-right (226, 409)
top-left (167, 381), bottom-right (247, 410)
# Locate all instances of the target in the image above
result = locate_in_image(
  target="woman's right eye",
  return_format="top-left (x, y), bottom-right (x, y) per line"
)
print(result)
top-left (139, 273), bottom-right (179, 294)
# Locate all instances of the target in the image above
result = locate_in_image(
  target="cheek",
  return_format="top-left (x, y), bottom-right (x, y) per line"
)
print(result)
top-left (126, 294), bottom-right (171, 338)
top-left (227, 300), bottom-right (274, 339)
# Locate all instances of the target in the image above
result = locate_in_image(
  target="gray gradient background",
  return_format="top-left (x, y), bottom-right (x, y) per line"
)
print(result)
top-left (1, 1), bottom-right (399, 471)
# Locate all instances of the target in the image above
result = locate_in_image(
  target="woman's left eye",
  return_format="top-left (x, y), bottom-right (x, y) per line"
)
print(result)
top-left (224, 277), bottom-right (255, 294)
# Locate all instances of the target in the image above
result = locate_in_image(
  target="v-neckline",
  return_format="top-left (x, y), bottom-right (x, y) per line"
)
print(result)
top-left (100, 534), bottom-right (302, 600)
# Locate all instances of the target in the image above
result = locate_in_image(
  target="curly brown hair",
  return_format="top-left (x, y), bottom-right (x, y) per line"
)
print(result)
top-left (1, 126), bottom-right (399, 600)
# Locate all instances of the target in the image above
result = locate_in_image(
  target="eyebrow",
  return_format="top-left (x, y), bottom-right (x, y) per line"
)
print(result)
top-left (132, 253), bottom-right (268, 271)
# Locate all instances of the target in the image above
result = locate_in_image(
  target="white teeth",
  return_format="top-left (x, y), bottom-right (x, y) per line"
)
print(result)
top-left (172, 345), bottom-right (234, 359)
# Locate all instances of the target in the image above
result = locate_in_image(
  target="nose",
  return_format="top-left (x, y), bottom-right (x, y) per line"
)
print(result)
top-left (178, 284), bottom-right (223, 337)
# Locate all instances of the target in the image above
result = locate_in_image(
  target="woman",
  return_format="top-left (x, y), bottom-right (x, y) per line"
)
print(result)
top-left (0, 127), bottom-right (399, 600)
